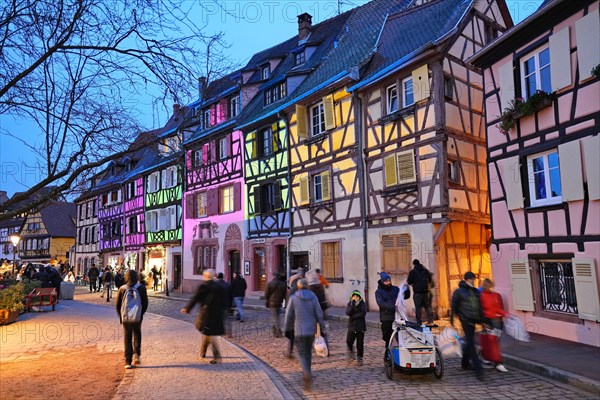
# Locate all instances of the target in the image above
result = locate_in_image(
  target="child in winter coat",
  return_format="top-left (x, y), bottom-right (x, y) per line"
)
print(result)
top-left (346, 290), bottom-right (367, 366)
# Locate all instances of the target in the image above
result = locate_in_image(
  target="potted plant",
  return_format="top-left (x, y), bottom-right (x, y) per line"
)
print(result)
top-left (0, 283), bottom-right (26, 324)
top-left (592, 64), bottom-right (600, 79)
top-left (497, 90), bottom-right (554, 134)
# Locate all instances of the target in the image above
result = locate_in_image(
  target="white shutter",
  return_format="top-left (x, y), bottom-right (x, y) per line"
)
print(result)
top-left (575, 8), bottom-right (600, 80)
top-left (510, 260), bottom-right (535, 311)
top-left (558, 141), bottom-right (584, 201)
top-left (572, 258), bottom-right (600, 321)
top-left (582, 135), bottom-right (600, 200)
top-left (161, 170), bottom-right (167, 189)
top-left (498, 61), bottom-right (515, 111)
top-left (158, 209), bottom-right (167, 230)
top-left (169, 206), bottom-right (177, 230)
top-left (549, 26), bottom-right (572, 91)
top-left (502, 156), bottom-right (524, 210)
top-left (411, 65), bottom-right (430, 102)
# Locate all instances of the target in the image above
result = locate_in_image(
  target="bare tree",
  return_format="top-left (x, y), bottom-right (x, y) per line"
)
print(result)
top-left (0, 0), bottom-right (234, 220)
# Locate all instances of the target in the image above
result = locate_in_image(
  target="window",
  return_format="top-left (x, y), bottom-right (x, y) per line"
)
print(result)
top-left (444, 76), bottom-right (454, 99)
top-left (262, 64), bottom-right (270, 80)
top-left (111, 221), bottom-right (121, 237)
top-left (193, 148), bottom-right (204, 167)
top-left (321, 241), bottom-right (342, 279)
top-left (163, 166), bottom-right (177, 188)
top-left (310, 102), bottom-right (326, 136)
top-left (537, 259), bottom-right (578, 315)
top-left (229, 96), bottom-right (239, 118)
top-left (448, 160), bottom-right (460, 183)
top-left (527, 150), bottom-right (562, 207)
top-left (220, 185), bottom-right (234, 214)
top-left (402, 77), bottom-right (414, 107)
top-left (312, 171), bottom-right (331, 203)
top-left (195, 245), bottom-right (217, 273)
top-left (218, 137), bottom-right (229, 160)
top-left (258, 182), bottom-right (282, 213)
top-left (295, 51), bottom-right (305, 65)
top-left (384, 150), bottom-right (417, 187)
top-left (126, 181), bottom-right (136, 200)
top-left (28, 222), bottom-right (40, 231)
top-left (110, 190), bottom-right (120, 203)
top-left (387, 84), bottom-right (398, 113)
top-left (196, 192), bottom-right (207, 217)
top-left (203, 109), bottom-right (211, 129)
top-left (84, 227), bottom-right (89, 244)
top-left (148, 172), bottom-right (160, 193)
top-left (381, 234), bottom-right (412, 280)
top-left (258, 128), bottom-right (273, 157)
top-left (128, 216), bottom-right (138, 234)
top-left (265, 83), bottom-right (286, 105)
top-left (521, 46), bottom-right (551, 99)
top-left (484, 21), bottom-right (498, 44)
top-left (147, 211), bottom-right (159, 232)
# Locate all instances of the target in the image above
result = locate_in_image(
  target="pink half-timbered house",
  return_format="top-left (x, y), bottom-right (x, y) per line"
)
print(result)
top-left (471, 0), bottom-right (600, 346)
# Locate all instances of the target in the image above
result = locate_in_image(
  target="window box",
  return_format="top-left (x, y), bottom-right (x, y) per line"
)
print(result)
top-left (307, 200), bottom-right (333, 211)
top-left (303, 132), bottom-right (328, 145)
top-left (378, 104), bottom-right (415, 125)
top-left (497, 91), bottom-right (554, 134)
top-left (381, 182), bottom-right (418, 197)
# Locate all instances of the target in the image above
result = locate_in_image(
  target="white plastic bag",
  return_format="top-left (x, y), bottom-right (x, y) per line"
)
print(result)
top-left (504, 315), bottom-right (530, 342)
top-left (437, 326), bottom-right (463, 357)
top-left (314, 323), bottom-right (329, 357)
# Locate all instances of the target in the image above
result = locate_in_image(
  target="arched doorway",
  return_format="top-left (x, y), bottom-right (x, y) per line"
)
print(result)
top-left (228, 250), bottom-right (240, 282)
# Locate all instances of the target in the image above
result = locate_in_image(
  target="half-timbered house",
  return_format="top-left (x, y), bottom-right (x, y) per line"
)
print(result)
top-left (470, 0), bottom-right (600, 346)
top-left (74, 182), bottom-right (99, 277)
top-left (182, 72), bottom-right (247, 291)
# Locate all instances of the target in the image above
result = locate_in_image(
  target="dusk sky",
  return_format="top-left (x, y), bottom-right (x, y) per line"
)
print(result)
top-left (0, 0), bottom-right (542, 198)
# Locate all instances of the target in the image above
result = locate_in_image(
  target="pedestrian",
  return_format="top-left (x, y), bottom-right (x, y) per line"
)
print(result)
top-left (284, 278), bottom-right (326, 390)
top-left (102, 267), bottom-right (114, 302)
top-left (480, 278), bottom-right (509, 373)
top-left (114, 268), bottom-right (125, 289)
top-left (97, 268), bottom-right (104, 292)
top-left (181, 269), bottom-right (225, 364)
top-left (116, 269), bottom-right (149, 369)
top-left (288, 268), bottom-right (304, 298)
top-left (265, 272), bottom-right (287, 337)
top-left (151, 265), bottom-right (160, 291)
top-left (231, 271), bottom-right (247, 322)
top-left (64, 271), bottom-right (75, 283)
top-left (375, 272), bottom-right (399, 357)
top-left (216, 272), bottom-right (233, 337)
top-left (346, 290), bottom-right (366, 366)
top-left (406, 259), bottom-right (434, 325)
top-left (88, 264), bottom-right (99, 292)
top-left (307, 270), bottom-right (329, 317)
top-left (451, 271), bottom-right (484, 380)
top-left (314, 268), bottom-right (329, 288)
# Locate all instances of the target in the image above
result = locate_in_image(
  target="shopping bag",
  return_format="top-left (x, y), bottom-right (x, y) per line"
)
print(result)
top-left (480, 330), bottom-right (502, 363)
top-left (314, 323), bottom-right (329, 357)
top-left (504, 315), bottom-right (530, 342)
top-left (437, 326), bottom-right (463, 357)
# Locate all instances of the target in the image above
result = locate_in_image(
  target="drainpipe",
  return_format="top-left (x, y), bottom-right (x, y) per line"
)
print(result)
top-left (354, 92), bottom-right (370, 309)
top-left (278, 110), bottom-right (293, 283)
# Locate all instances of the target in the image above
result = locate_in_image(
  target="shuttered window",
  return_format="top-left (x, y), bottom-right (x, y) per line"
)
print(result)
top-left (571, 258), bottom-right (599, 321)
top-left (220, 185), bottom-right (235, 214)
top-left (313, 170), bottom-right (331, 202)
top-left (381, 234), bottom-right (411, 280)
top-left (299, 176), bottom-right (309, 205)
top-left (321, 241), bottom-right (342, 279)
top-left (384, 150), bottom-right (416, 187)
top-left (509, 260), bottom-right (535, 311)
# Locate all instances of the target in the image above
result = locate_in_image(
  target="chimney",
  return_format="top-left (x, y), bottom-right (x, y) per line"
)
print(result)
top-left (298, 13), bottom-right (313, 41)
top-left (198, 76), bottom-right (207, 101)
top-left (173, 103), bottom-right (180, 115)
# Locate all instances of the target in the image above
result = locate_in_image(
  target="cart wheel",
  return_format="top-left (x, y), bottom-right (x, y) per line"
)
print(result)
top-left (434, 347), bottom-right (444, 379)
top-left (384, 349), bottom-right (394, 380)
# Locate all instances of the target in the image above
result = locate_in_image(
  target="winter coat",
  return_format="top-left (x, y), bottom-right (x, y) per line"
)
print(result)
top-left (185, 280), bottom-right (225, 336)
top-left (346, 291), bottom-right (367, 332)
top-left (88, 266), bottom-right (99, 280)
top-left (231, 276), bottom-right (247, 298)
top-left (216, 278), bottom-right (233, 309)
top-left (115, 280), bottom-right (149, 323)
top-left (480, 290), bottom-right (508, 320)
top-left (265, 276), bottom-right (287, 308)
top-left (309, 283), bottom-right (329, 311)
top-left (407, 263), bottom-right (433, 294)
top-left (375, 280), bottom-right (400, 322)
top-left (284, 288), bottom-right (325, 337)
top-left (451, 280), bottom-right (483, 325)
top-left (103, 271), bottom-right (113, 284)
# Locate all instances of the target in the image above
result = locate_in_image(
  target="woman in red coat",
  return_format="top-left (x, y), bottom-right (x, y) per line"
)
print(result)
top-left (480, 278), bottom-right (509, 373)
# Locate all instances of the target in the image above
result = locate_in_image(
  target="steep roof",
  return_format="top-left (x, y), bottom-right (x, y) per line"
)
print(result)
top-left (38, 202), bottom-right (77, 237)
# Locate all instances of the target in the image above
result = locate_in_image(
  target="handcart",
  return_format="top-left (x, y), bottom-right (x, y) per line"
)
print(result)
top-left (27, 287), bottom-right (58, 311)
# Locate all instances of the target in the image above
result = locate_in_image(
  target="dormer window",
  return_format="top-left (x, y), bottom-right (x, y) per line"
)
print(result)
top-left (193, 148), bottom-right (204, 167)
top-left (265, 83), bottom-right (286, 105)
top-left (229, 96), bottom-right (239, 118)
top-left (295, 51), bottom-right (306, 66)
top-left (262, 65), bottom-right (271, 80)
top-left (203, 109), bottom-right (211, 129)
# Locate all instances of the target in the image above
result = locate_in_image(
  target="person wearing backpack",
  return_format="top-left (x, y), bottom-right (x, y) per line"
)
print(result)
top-left (406, 259), bottom-right (434, 326)
top-left (116, 269), bottom-right (149, 369)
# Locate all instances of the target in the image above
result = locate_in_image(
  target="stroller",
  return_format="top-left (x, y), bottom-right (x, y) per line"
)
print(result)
top-left (384, 281), bottom-right (444, 380)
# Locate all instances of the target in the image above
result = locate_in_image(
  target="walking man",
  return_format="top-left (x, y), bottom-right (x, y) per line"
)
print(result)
top-left (231, 271), bottom-right (247, 322)
top-left (116, 270), bottom-right (148, 369)
top-left (375, 272), bottom-right (399, 355)
top-left (406, 259), bottom-right (434, 325)
top-left (284, 278), bottom-right (326, 390)
top-left (181, 269), bottom-right (225, 364)
top-left (265, 272), bottom-right (287, 337)
top-left (102, 267), bottom-right (114, 302)
top-left (88, 264), bottom-right (99, 293)
top-left (451, 271), bottom-right (484, 380)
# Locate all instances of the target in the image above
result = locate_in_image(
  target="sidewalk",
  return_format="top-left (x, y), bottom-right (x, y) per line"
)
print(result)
top-left (151, 289), bottom-right (600, 395)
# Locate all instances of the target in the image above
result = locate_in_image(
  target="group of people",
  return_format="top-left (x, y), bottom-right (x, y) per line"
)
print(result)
top-left (86, 264), bottom-right (125, 301)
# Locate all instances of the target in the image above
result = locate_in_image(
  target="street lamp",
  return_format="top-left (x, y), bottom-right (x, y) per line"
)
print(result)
top-left (10, 234), bottom-right (20, 277)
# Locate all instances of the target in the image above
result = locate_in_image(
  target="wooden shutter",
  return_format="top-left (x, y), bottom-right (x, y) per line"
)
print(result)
top-left (202, 144), bottom-right (209, 164)
top-left (583, 135), bottom-right (600, 200)
top-left (233, 181), bottom-right (242, 211)
top-left (321, 171), bottom-right (331, 201)
top-left (559, 141), bottom-right (584, 201)
top-left (299, 176), bottom-right (309, 204)
top-left (509, 260), bottom-right (535, 311)
top-left (210, 106), bottom-right (217, 126)
top-left (572, 258), bottom-right (600, 321)
top-left (210, 141), bottom-right (217, 162)
top-left (185, 194), bottom-right (194, 219)
top-left (411, 65), bottom-right (430, 102)
top-left (247, 131), bottom-right (257, 159)
top-left (502, 156), bottom-right (524, 210)
top-left (397, 150), bottom-right (416, 184)
top-left (271, 123), bottom-right (279, 152)
top-left (207, 188), bottom-right (218, 216)
top-left (384, 155), bottom-right (398, 187)
top-left (296, 104), bottom-right (308, 138)
top-left (575, 8), bottom-right (600, 80)
top-left (220, 99), bottom-right (228, 120)
top-left (549, 26), bottom-right (572, 91)
top-left (274, 180), bottom-right (282, 210)
top-left (498, 61), bottom-right (515, 111)
top-left (323, 94), bottom-right (336, 130)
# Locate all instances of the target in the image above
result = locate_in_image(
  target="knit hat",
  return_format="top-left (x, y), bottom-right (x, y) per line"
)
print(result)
top-left (464, 271), bottom-right (476, 281)
top-left (380, 271), bottom-right (391, 282)
top-left (349, 290), bottom-right (363, 302)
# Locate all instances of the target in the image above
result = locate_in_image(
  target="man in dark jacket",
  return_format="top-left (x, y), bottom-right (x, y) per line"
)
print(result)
top-left (231, 272), bottom-right (247, 322)
top-left (181, 269), bottom-right (225, 363)
top-left (115, 270), bottom-right (149, 369)
top-left (406, 259), bottom-right (434, 325)
top-left (451, 271), bottom-right (483, 380)
top-left (375, 272), bottom-right (399, 355)
top-left (346, 290), bottom-right (367, 366)
top-left (265, 272), bottom-right (287, 337)
top-left (101, 267), bottom-right (114, 302)
top-left (216, 272), bottom-right (233, 337)
top-left (88, 264), bottom-right (99, 293)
